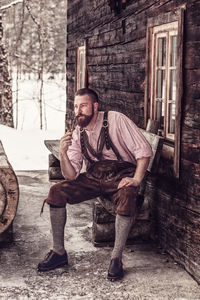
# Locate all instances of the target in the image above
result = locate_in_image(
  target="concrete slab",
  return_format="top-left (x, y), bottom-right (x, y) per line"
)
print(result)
top-left (0, 170), bottom-right (199, 300)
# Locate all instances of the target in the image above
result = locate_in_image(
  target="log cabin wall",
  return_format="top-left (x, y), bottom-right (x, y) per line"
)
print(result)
top-left (66, 0), bottom-right (200, 283)
top-left (0, 16), bottom-right (13, 127)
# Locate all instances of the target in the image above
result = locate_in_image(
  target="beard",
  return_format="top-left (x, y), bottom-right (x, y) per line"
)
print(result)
top-left (76, 106), bottom-right (94, 128)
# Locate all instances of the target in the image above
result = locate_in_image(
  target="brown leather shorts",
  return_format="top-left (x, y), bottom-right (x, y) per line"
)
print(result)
top-left (45, 160), bottom-right (139, 216)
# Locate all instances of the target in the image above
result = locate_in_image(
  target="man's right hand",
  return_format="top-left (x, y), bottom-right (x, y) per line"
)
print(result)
top-left (59, 130), bottom-right (77, 181)
top-left (59, 130), bottom-right (73, 155)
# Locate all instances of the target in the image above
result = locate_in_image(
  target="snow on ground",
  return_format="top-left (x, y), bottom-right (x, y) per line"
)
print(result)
top-left (0, 73), bottom-right (66, 171)
top-left (0, 125), bottom-right (64, 171)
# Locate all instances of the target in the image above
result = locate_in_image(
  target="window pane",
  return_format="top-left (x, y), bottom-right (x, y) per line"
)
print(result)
top-left (157, 37), bottom-right (166, 67)
top-left (156, 101), bottom-right (164, 130)
top-left (170, 36), bottom-right (177, 67)
top-left (156, 69), bottom-right (165, 98)
top-left (168, 103), bottom-right (175, 134)
top-left (77, 46), bottom-right (86, 90)
top-left (80, 52), bottom-right (85, 88)
top-left (169, 69), bottom-right (176, 100)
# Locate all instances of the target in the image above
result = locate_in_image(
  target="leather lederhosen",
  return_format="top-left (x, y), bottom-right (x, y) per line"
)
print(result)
top-left (45, 111), bottom-right (142, 217)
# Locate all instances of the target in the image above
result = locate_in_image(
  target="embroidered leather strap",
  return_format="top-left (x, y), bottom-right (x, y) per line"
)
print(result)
top-left (100, 112), bottom-right (122, 161)
top-left (80, 111), bottom-right (122, 163)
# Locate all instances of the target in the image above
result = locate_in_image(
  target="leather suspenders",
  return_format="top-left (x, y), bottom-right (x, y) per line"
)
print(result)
top-left (80, 111), bottom-right (122, 163)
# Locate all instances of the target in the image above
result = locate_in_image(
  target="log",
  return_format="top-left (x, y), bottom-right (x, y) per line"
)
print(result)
top-left (48, 154), bottom-right (64, 181)
top-left (48, 166), bottom-right (64, 181)
top-left (49, 153), bottom-right (60, 167)
top-left (92, 202), bottom-right (155, 245)
top-left (44, 142), bottom-right (64, 181)
top-left (96, 195), bottom-right (150, 222)
top-left (92, 221), bottom-right (155, 245)
top-left (0, 140), bottom-right (19, 238)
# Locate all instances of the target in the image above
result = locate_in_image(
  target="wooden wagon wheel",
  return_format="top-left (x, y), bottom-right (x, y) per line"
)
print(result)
top-left (0, 141), bottom-right (19, 234)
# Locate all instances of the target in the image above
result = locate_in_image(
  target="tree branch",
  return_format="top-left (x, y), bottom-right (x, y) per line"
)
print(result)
top-left (0, 0), bottom-right (23, 10)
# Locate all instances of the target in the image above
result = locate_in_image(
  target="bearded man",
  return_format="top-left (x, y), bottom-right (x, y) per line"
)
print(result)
top-left (38, 88), bottom-right (152, 281)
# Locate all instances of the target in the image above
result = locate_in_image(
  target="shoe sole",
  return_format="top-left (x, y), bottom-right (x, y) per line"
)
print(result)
top-left (37, 260), bottom-right (68, 272)
top-left (107, 273), bottom-right (124, 281)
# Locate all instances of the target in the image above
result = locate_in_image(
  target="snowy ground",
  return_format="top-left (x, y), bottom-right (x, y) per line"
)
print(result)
top-left (1, 74), bottom-right (66, 171)
top-left (0, 125), bottom-right (63, 171)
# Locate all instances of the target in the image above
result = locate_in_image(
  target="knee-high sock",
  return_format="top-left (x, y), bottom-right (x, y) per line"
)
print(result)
top-left (50, 206), bottom-right (66, 255)
top-left (111, 214), bottom-right (133, 260)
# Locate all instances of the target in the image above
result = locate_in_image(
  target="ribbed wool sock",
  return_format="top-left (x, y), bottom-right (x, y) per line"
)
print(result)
top-left (50, 206), bottom-right (67, 255)
top-left (111, 214), bottom-right (133, 260)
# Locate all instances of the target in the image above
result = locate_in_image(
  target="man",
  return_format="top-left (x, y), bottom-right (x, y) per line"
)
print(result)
top-left (38, 88), bottom-right (152, 280)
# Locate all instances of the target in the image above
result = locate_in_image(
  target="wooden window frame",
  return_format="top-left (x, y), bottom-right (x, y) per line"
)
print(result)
top-left (151, 22), bottom-right (178, 140)
top-left (76, 42), bottom-right (87, 91)
top-left (144, 8), bottom-right (184, 178)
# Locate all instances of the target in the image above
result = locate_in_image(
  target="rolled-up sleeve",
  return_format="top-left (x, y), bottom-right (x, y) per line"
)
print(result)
top-left (117, 113), bottom-right (153, 160)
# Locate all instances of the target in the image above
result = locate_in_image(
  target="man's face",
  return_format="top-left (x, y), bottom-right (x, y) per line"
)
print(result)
top-left (74, 94), bottom-right (96, 128)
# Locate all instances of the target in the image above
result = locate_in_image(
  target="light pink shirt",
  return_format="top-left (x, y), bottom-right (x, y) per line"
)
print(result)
top-left (67, 111), bottom-right (153, 177)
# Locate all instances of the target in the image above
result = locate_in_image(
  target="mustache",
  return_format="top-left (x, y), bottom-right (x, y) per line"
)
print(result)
top-left (77, 114), bottom-right (87, 118)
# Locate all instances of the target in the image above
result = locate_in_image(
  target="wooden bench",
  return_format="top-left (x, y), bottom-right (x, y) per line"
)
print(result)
top-left (0, 140), bottom-right (19, 242)
top-left (44, 128), bottom-right (163, 245)
top-left (44, 140), bottom-right (64, 181)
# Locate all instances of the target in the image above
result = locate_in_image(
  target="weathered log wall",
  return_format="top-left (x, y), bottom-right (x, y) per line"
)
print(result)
top-left (0, 15), bottom-right (13, 127)
top-left (66, 0), bottom-right (200, 283)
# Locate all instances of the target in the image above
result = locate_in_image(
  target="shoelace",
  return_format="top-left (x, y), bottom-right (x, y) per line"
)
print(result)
top-left (40, 199), bottom-right (46, 216)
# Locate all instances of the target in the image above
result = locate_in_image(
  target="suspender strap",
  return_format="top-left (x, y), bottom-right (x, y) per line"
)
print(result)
top-left (100, 112), bottom-right (122, 161)
top-left (80, 111), bottom-right (122, 163)
top-left (80, 129), bottom-right (95, 164)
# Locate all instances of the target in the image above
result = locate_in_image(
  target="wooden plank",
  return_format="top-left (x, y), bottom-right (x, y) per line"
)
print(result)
top-left (174, 8), bottom-right (184, 178)
top-left (140, 129), bottom-right (163, 173)
top-left (44, 140), bottom-right (60, 160)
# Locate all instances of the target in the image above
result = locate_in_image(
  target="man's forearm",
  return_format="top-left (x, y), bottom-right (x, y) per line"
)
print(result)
top-left (59, 152), bottom-right (77, 181)
top-left (133, 157), bottom-right (150, 185)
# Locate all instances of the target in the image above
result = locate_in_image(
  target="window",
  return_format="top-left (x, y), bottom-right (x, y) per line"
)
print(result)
top-left (76, 44), bottom-right (86, 90)
top-left (151, 22), bottom-right (178, 140)
top-left (145, 9), bottom-right (184, 177)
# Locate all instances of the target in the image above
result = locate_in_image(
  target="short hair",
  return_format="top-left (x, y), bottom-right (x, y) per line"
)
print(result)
top-left (75, 88), bottom-right (99, 103)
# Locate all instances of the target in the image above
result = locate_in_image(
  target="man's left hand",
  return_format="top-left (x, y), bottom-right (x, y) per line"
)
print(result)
top-left (118, 177), bottom-right (140, 189)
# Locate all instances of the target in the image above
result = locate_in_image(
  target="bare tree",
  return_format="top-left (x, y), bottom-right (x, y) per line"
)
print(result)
top-left (14, 0), bottom-right (25, 128)
top-left (2, 0), bottom-right (67, 129)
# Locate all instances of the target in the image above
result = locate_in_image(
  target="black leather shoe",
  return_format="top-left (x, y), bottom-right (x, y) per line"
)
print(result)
top-left (107, 257), bottom-right (124, 281)
top-left (37, 250), bottom-right (68, 272)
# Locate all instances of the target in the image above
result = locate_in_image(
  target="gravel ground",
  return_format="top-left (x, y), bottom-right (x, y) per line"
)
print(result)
top-left (0, 170), bottom-right (199, 300)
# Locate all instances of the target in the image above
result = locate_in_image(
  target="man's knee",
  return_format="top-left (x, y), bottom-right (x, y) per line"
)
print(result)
top-left (48, 183), bottom-right (62, 198)
top-left (46, 182), bottom-right (68, 206)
